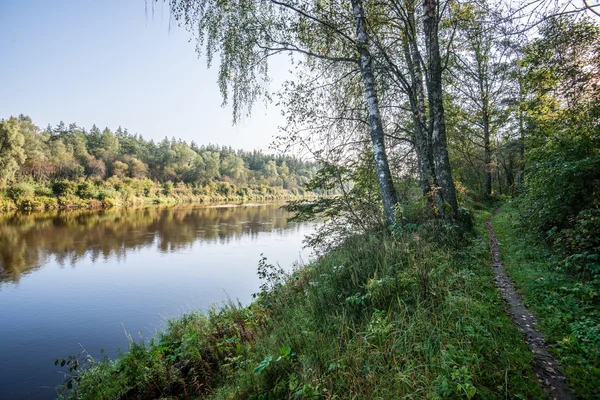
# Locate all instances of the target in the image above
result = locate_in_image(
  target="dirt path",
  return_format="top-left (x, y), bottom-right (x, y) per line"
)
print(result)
top-left (486, 216), bottom-right (573, 400)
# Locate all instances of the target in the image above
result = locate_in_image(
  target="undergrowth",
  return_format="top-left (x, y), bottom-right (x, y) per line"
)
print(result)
top-left (59, 211), bottom-right (545, 399)
top-left (493, 203), bottom-right (600, 399)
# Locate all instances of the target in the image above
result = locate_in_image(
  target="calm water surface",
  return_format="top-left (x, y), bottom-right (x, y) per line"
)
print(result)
top-left (0, 203), bottom-right (315, 399)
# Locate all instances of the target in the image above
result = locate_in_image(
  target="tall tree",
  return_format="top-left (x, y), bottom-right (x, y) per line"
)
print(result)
top-left (449, 2), bottom-right (513, 198)
top-left (423, 0), bottom-right (458, 217)
top-left (351, 0), bottom-right (398, 225)
top-left (162, 0), bottom-right (401, 224)
top-left (0, 117), bottom-right (26, 186)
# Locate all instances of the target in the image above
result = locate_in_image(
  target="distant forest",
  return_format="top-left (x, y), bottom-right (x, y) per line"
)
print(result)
top-left (0, 115), bottom-right (319, 210)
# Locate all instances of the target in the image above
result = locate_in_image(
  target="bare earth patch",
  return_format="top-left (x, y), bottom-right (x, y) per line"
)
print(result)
top-left (486, 216), bottom-right (573, 400)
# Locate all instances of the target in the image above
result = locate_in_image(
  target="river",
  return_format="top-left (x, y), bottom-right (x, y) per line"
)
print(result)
top-left (0, 203), bottom-right (316, 399)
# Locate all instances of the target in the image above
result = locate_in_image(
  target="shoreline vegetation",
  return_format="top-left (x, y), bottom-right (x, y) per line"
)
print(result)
top-left (52, 206), bottom-right (539, 399)
top-left (0, 178), bottom-right (316, 214)
top-left (56, 203), bottom-right (600, 399)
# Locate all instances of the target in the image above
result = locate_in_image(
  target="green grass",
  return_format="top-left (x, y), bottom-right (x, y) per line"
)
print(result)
top-left (493, 203), bottom-right (600, 399)
top-left (60, 211), bottom-right (545, 399)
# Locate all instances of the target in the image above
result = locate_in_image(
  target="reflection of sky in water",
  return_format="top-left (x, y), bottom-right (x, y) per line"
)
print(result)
top-left (0, 204), bottom-right (316, 400)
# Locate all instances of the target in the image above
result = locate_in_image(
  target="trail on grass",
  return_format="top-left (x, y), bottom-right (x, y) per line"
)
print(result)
top-left (486, 215), bottom-right (573, 400)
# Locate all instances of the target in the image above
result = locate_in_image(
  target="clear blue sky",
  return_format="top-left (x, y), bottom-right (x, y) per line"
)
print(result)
top-left (0, 0), bottom-right (288, 151)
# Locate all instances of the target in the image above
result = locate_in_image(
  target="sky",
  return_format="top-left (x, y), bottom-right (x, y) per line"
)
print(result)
top-left (0, 0), bottom-right (290, 151)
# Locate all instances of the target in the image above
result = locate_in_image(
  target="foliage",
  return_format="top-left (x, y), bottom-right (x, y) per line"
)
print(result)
top-left (0, 115), bottom-right (318, 197)
top-left (518, 16), bottom-right (600, 274)
top-left (60, 211), bottom-right (546, 399)
top-left (494, 204), bottom-right (600, 399)
top-left (285, 152), bottom-right (387, 252)
top-left (0, 117), bottom-right (26, 185)
top-left (0, 115), bottom-right (320, 212)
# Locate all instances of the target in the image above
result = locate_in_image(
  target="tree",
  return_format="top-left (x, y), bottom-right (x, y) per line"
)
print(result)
top-left (0, 117), bottom-right (26, 186)
top-left (519, 16), bottom-right (600, 234)
top-left (422, 0), bottom-right (458, 217)
top-left (449, 2), bottom-right (513, 198)
top-left (162, 0), bottom-right (401, 225)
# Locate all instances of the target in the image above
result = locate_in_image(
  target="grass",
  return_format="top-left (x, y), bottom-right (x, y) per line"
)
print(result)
top-left (59, 210), bottom-right (546, 399)
top-left (493, 202), bottom-right (600, 399)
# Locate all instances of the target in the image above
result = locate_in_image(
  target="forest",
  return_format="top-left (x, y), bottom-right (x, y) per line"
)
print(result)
top-left (4, 0), bottom-right (596, 398)
top-left (0, 116), bottom-right (319, 210)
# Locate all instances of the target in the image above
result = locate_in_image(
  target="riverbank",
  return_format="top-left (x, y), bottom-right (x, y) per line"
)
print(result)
top-left (59, 210), bottom-right (552, 399)
top-left (0, 179), bottom-right (316, 213)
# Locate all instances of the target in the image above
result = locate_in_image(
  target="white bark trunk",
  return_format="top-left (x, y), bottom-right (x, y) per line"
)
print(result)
top-left (351, 0), bottom-right (398, 226)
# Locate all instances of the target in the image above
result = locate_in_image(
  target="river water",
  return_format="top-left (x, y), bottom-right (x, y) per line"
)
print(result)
top-left (0, 203), bottom-right (315, 399)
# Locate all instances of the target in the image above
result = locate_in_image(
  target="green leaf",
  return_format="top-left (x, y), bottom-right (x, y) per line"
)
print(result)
top-left (279, 344), bottom-right (292, 359)
top-left (253, 356), bottom-right (272, 375)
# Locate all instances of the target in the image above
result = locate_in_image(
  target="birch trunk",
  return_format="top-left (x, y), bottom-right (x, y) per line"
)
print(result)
top-left (351, 0), bottom-right (399, 226)
top-left (403, 0), bottom-right (434, 196)
top-left (423, 0), bottom-right (458, 218)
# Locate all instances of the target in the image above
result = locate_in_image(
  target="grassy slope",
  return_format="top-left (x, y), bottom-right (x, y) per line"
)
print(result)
top-left (62, 211), bottom-right (545, 399)
top-left (493, 203), bottom-right (600, 399)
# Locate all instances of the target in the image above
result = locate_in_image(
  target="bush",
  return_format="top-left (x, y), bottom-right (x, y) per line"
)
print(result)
top-left (40, 196), bottom-right (59, 210)
top-left (141, 179), bottom-right (155, 197)
top-left (52, 180), bottom-right (77, 197)
top-left (555, 208), bottom-right (600, 278)
top-left (97, 188), bottom-right (119, 201)
top-left (216, 182), bottom-right (234, 196)
top-left (57, 194), bottom-right (86, 208)
top-left (16, 196), bottom-right (46, 211)
top-left (34, 186), bottom-right (54, 197)
top-left (7, 183), bottom-right (35, 200)
top-left (76, 182), bottom-right (98, 199)
top-left (162, 181), bottom-right (174, 196)
top-left (101, 197), bottom-right (117, 208)
top-left (0, 194), bottom-right (14, 211)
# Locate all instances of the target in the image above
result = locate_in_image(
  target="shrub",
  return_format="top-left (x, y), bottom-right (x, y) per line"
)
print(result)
top-left (40, 196), bottom-right (59, 210)
top-left (97, 188), bottom-right (119, 201)
top-left (7, 182), bottom-right (35, 200)
top-left (52, 180), bottom-right (77, 197)
top-left (555, 208), bottom-right (600, 278)
top-left (16, 196), bottom-right (44, 211)
top-left (0, 194), bottom-right (15, 211)
top-left (102, 197), bottom-right (117, 208)
top-left (34, 186), bottom-right (54, 197)
top-left (76, 182), bottom-right (97, 199)
top-left (162, 181), bottom-right (174, 196)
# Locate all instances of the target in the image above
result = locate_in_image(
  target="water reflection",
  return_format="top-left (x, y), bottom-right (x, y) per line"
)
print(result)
top-left (0, 203), bottom-right (314, 400)
top-left (0, 204), bottom-right (301, 284)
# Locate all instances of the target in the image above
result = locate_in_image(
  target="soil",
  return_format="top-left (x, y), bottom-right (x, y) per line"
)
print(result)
top-left (486, 216), bottom-right (574, 400)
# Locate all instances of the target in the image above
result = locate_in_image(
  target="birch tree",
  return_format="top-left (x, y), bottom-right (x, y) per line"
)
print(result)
top-left (162, 0), bottom-right (401, 225)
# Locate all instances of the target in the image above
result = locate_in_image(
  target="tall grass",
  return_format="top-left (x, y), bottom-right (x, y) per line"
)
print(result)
top-left (60, 211), bottom-right (545, 399)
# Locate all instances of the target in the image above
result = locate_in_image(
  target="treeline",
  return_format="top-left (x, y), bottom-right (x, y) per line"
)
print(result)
top-left (0, 115), bottom-right (319, 210)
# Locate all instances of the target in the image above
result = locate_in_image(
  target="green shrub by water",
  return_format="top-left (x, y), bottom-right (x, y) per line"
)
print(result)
top-left (59, 212), bottom-right (546, 399)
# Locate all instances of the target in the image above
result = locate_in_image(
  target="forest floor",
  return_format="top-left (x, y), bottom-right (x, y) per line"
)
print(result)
top-left (487, 212), bottom-right (572, 400)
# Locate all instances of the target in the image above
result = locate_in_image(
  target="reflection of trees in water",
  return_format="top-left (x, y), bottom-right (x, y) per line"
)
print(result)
top-left (0, 204), bottom-right (302, 284)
